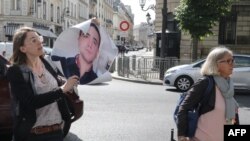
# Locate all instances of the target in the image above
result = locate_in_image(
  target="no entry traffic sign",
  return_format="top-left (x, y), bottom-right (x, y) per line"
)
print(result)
top-left (120, 21), bottom-right (130, 31)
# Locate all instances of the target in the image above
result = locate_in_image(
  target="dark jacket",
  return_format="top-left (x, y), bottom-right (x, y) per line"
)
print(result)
top-left (51, 55), bottom-right (97, 84)
top-left (7, 58), bottom-right (71, 141)
top-left (177, 76), bottom-right (216, 136)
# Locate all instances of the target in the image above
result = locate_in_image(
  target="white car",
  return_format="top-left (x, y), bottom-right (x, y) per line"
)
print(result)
top-left (43, 46), bottom-right (53, 56)
top-left (0, 42), bottom-right (13, 60)
top-left (164, 54), bottom-right (250, 92)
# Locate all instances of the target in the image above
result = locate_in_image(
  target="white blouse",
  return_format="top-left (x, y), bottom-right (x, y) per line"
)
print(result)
top-left (33, 67), bottom-right (63, 127)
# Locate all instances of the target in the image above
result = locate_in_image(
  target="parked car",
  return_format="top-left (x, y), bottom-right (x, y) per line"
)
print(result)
top-left (117, 45), bottom-right (129, 54)
top-left (163, 54), bottom-right (250, 92)
top-left (1, 43), bottom-right (52, 59)
top-left (0, 42), bottom-right (13, 60)
top-left (43, 46), bottom-right (53, 56)
top-left (136, 45), bottom-right (144, 50)
top-left (0, 55), bottom-right (83, 139)
top-left (127, 45), bottom-right (138, 51)
top-left (0, 55), bottom-right (12, 138)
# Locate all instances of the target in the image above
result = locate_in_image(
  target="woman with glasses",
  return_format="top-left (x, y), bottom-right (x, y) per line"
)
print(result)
top-left (177, 46), bottom-right (239, 141)
top-left (7, 26), bottom-right (79, 141)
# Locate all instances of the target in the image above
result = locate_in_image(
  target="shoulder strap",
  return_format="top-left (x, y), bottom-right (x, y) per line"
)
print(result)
top-left (43, 56), bottom-right (63, 76)
top-left (41, 57), bottom-right (63, 86)
top-left (197, 76), bottom-right (214, 110)
top-left (201, 76), bottom-right (213, 103)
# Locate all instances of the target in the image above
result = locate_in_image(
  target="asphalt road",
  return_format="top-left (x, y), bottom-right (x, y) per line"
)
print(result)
top-left (2, 79), bottom-right (249, 141)
top-left (64, 79), bottom-right (250, 141)
top-left (64, 79), bottom-right (179, 141)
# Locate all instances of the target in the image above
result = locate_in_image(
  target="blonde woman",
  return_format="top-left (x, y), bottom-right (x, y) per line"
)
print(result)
top-left (177, 46), bottom-right (239, 141)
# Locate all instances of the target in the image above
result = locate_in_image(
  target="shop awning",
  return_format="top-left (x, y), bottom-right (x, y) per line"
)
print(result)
top-left (4, 25), bottom-right (19, 36)
top-left (35, 28), bottom-right (57, 38)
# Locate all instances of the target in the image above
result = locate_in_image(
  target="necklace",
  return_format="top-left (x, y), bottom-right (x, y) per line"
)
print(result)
top-left (36, 71), bottom-right (47, 84)
top-left (38, 73), bottom-right (44, 78)
top-left (32, 62), bottom-right (46, 83)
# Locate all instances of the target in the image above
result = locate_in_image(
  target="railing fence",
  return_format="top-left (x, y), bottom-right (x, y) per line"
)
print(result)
top-left (112, 56), bottom-right (192, 80)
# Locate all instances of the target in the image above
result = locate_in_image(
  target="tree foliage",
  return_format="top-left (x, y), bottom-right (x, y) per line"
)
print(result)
top-left (175, 0), bottom-right (232, 39)
top-left (174, 0), bottom-right (233, 60)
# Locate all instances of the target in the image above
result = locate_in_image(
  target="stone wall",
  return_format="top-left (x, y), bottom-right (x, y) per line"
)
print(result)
top-left (155, 0), bottom-right (250, 60)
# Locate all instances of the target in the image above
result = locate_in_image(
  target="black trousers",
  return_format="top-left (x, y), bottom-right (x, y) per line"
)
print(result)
top-left (26, 130), bottom-right (64, 141)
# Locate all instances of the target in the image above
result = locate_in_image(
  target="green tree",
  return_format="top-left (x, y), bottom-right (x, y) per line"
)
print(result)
top-left (175, 0), bottom-right (232, 60)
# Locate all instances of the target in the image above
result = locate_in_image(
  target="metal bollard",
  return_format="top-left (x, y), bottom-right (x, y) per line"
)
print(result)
top-left (170, 128), bottom-right (176, 141)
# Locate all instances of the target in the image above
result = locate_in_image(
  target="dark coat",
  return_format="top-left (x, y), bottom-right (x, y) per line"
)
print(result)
top-left (7, 58), bottom-right (71, 141)
top-left (177, 76), bottom-right (216, 136)
top-left (51, 55), bottom-right (97, 84)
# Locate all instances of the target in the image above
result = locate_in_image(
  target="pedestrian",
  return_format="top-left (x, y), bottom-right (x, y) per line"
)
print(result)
top-left (2, 50), bottom-right (6, 58)
top-left (177, 46), bottom-right (239, 141)
top-left (7, 26), bottom-right (79, 141)
top-left (51, 19), bottom-right (101, 84)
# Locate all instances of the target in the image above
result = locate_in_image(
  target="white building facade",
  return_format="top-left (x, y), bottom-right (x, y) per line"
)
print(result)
top-left (0, 0), bottom-right (139, 49)
top-left (155, 0), bottom-right (250, 59)
top-left (0, 0), bottom-right (89, 47)
top-left (112, 0), bottom-right (134, 46)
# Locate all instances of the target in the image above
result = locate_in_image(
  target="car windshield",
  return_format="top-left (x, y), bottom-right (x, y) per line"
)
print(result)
top-left (191, 58), bottom-right (205, 68)
top-left (234, 56), bottom-right (250, 68)
top-left (192, 57), bottom-right (206, 63)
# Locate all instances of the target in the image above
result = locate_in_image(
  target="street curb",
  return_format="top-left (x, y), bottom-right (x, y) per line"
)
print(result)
top-left (112, 75), bottom-right (163, 85)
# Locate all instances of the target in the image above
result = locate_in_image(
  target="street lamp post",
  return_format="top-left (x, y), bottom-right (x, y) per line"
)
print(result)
top-left (146, 12), bottom-right (151, 25)
top-left (61, 7), bottom-right (69, 31)
top-left (139, 0), bottom-right (168, 80)
top-left (159, 0), bottom-right (168, 80)
top-left (161, 0), bottom-right (167, 59)
top-left (139, 0), bottom-right (155, 11)
top-left (145, 13), bottom-right (154, 52)
top-left (61, 7), bottom-right (69, 22)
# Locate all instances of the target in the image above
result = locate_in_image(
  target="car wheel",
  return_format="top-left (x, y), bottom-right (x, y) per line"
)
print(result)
top-left (174, 76), bottom-right (193, 92)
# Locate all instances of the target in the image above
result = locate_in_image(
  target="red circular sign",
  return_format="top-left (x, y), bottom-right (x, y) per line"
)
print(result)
top-left (120, 21), bottom-right (130, 31)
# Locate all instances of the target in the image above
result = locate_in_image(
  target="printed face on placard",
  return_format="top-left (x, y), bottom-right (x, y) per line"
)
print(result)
top-left (78, 25), bottom-right (100, 65)
top-left (50, 19), bottom-right (118, 85)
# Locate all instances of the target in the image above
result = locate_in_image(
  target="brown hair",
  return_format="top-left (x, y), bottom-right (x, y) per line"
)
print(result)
top-left (10, 26), bottom-right (36, 65)
top-left (78, 22), bottom-right (101, 47)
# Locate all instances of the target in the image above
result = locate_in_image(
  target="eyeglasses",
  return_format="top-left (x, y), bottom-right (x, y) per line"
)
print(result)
top-left (217, 58), bottom-right (235, 65)
top-left (27, 36), bottom-right (43, 44)
top-left (38, 36), bottom-right (44, 42)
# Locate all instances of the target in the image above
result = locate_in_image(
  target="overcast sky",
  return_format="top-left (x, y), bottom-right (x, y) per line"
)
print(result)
top-left (120, 0), bottom-right (155, 26)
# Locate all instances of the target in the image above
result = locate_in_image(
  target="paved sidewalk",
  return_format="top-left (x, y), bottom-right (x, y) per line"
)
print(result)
top-left (111, 49), bottom-right (163, 85)
top-left (111, 71), bottom-right (163, 85)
